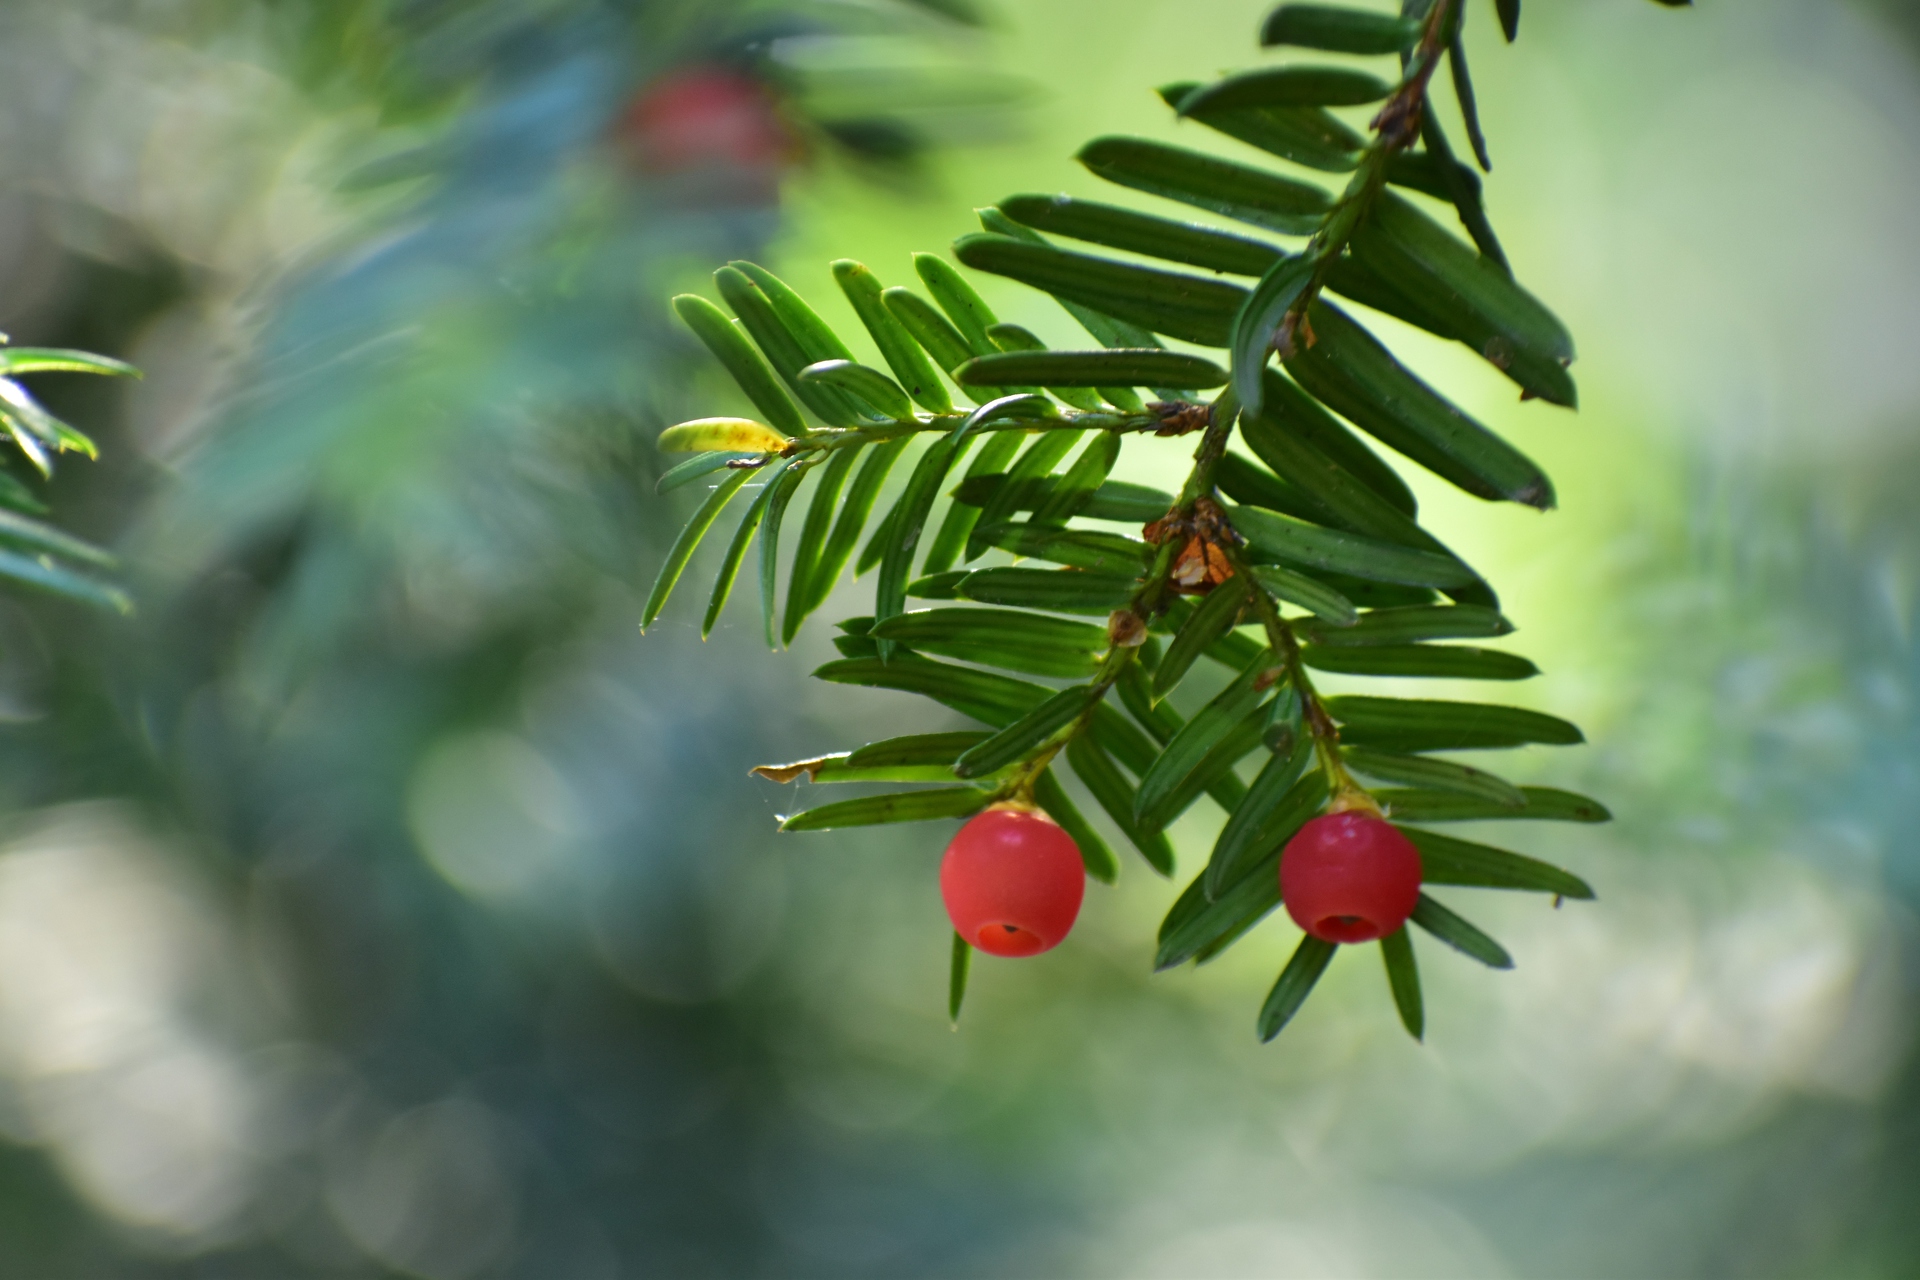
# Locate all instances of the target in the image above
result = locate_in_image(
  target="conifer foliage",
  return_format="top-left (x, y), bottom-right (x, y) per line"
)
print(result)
top-left (0, 345), bottom-right (133, 613)
top-left (647, 0), bottom-right (1684, 1040)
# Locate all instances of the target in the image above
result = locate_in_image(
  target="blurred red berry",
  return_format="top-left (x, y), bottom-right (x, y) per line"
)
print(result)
top-left (621, 67), bottom-right (796, 176)
top-left (941, 808), bottom-right (1085, 958)
top-left (1279, 812), bottom-right (1422, 944)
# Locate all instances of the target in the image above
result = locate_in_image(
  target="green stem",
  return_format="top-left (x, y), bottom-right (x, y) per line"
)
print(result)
top-left (1270, 0), bottom-right (1463, 357)
top-left (1217, 542), bottom-right (1365, 807)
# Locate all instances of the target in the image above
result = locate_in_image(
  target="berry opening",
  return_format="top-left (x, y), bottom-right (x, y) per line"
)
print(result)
top-left (977, 922), bottom-right (1047, 957)
top-left (1313, 914), bottom-right (1386, 944)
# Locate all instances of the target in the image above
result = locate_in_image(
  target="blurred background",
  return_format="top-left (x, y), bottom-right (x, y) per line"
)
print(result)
top-left (0, 0), bottom-right (1915, 1275)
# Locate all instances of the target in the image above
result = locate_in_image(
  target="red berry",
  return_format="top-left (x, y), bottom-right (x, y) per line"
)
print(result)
top-left (941, 808), bottom-right (1085, 958)
top-left (620, 68), bottom-right (795, 175)
top-left (1279, 812), bottom-right (1422, 944)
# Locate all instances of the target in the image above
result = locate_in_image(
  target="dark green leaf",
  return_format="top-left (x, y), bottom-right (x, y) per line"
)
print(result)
top-left (963, 394), bottom-right (1059, 436)
top-left (1216, 452), bottom-right (1331, 526)
top-left (846, 731), bottom-right (990, 769)
top-left (1258, 935), bottom-right (1338, 1041)
top-left (1247, 563), bottom-right (1357, 625)
top-left (1399, 826), bottom-right (1595, 898)
top-left (1328, 248), bottom-right (1466, 343)
top-left (1411, 893), bottom-right (1514, 969)
top-left (656, 451), bottom-right (759, 495)
top-left (1299, 603), bottom-right (1510, 646)
top-left (1067, 479), bottom-right (1174, 523)
top-left (1383, 151), bottom-right (1483, 205)
top-left (975, 523), bottom-right (1148, 574)
top-left (703, 458), bottom-right (792, 638)
top-left (671, 294), bottom-right (808, 437)
top-left (1450, 38), bottom-right (1492, 172)
top-left (1204, 742), bottom-right (1322, 899)
top-left (833, 633), bottom-right (879, 658)
top-left (1032, 433), bottom-right (1121, 527)
top-left (908, 570), bottom-right (971, 599)
top-left (874, 435), bottom-right (964, 656)
top-left (1032, 767), bottom-right (1122, 883)
top-left (734, 260), bottom-right (860, 369)
top-left (0, 470), bottom-right (47, 515)
top-left (782, 448), bottom-right (862, 643)
top-left (798, 756), bottom-right (964, 785)
top-left (1135, 650), bottom-right (1273, 832)
top-left (1230, 504), bottom-right (1476, 587)
top-left (960, 349), bottom-right (1228, 390)
top-left (1497, 0), bottom-right (1520, 41)
top-left (1066, 736), bottom-right (1176, 875)
top-left (1419, 110), bottom-right (1510, 273)
top-left (753, 742), bottom-right (983, 784)
top-left (1353, 193), bottom-right (1575, 403)
top-left (881, 287), bottom-right (977, 375)
top-left (833, 260), bottom-right (953, 413)
top-left (954, 686), bottom-right (1098, 777)
top-left (1380, 926), bottom-right (1424, 1040)
top-left (1261, 4), bottom-right (1421, 52)
top-left (780, 786), bottom-right (990, 832)
top-left (1231, 254), bottom-right (1316, 415)
top-left (1304, 571), bottom-right (1438, 609)
top-left (966, 429), bottom-right (1085, 559)
top-left (759, 464), bottom-right (806, 648)
top-left (643, 467), bottom-right (754, 629)
top-left (956, 473), bottom-right (1172, 524)
top-left (870, 607), bottom-right (1107, 678)
top-left (1159, 82), bottom-right (1364, 173)
top-left (1152, 596), bottom-right (1267, 674)
top-left (714, 265), bottom-right (862, 427)
top-left (953, 233), bottom-right (1247, 348)
top-left (814, 653), bottom-right (1048, 726)
top-left (971, 209), bottom-right (1176, 398)
top-left (815, 438), bottom-right (910, 607)
top-left (1343, 748), bottom-right (1526, 807)
top-left (982, 323), bottom-right (1098, 410)
top-left (799, 359), bottom-right (915, 420)
top-left (1156, 853), bottom-right (1282, 970)
top-left (1077, 137), bottom-right (1331, 237)
top-left (1154, 575), bottom-right (1251, 700)
top-left (997, 194), bottom-right (1284, 277)
top-left (1262, 676), bottom-right (1304, 753)
top-left (922, 432), bottom-right (1023, 575)
top-left (1286, 302), bottom-right (1555, 508)
top-left (961, 568), bottom-right (1139, 615)
top-left (915, 252), bottom-right (1002, 357)
top-left (1303, 644), bottom-right (1538, 680)
top-left (1089, 701), bottom-right (1168, 779)
top-left (0, 547), bottom-right (131, 613)
top-left (1377, 785), bottom-right (1611, 823)
top-left (949, 932), bottom-right (972, 1023)
top-left (1241, 369), bottom-right (1419, 521)
top-left (1176, 67), bottom-right (1392, 116)
top-left (1326, 696), bottom-right (1582, 750)
top-left (0, 506), bottom-right (114, 569)
top-left (1116, 660), bottom-right (1178, 742)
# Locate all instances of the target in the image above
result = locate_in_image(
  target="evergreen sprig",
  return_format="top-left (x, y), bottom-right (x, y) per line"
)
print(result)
top-left (646, 0), bottom-right (1677, 1041)
top-left (0, 344), bottom-right (134, 613)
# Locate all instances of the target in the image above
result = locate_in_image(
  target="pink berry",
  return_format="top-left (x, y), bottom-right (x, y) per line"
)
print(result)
top-left (941, 809), bottom-right (1085, 958)
top-left (620, 67), bottom-right (794, 175)
top-left (1279, 812), bottom-right (1422, 944)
